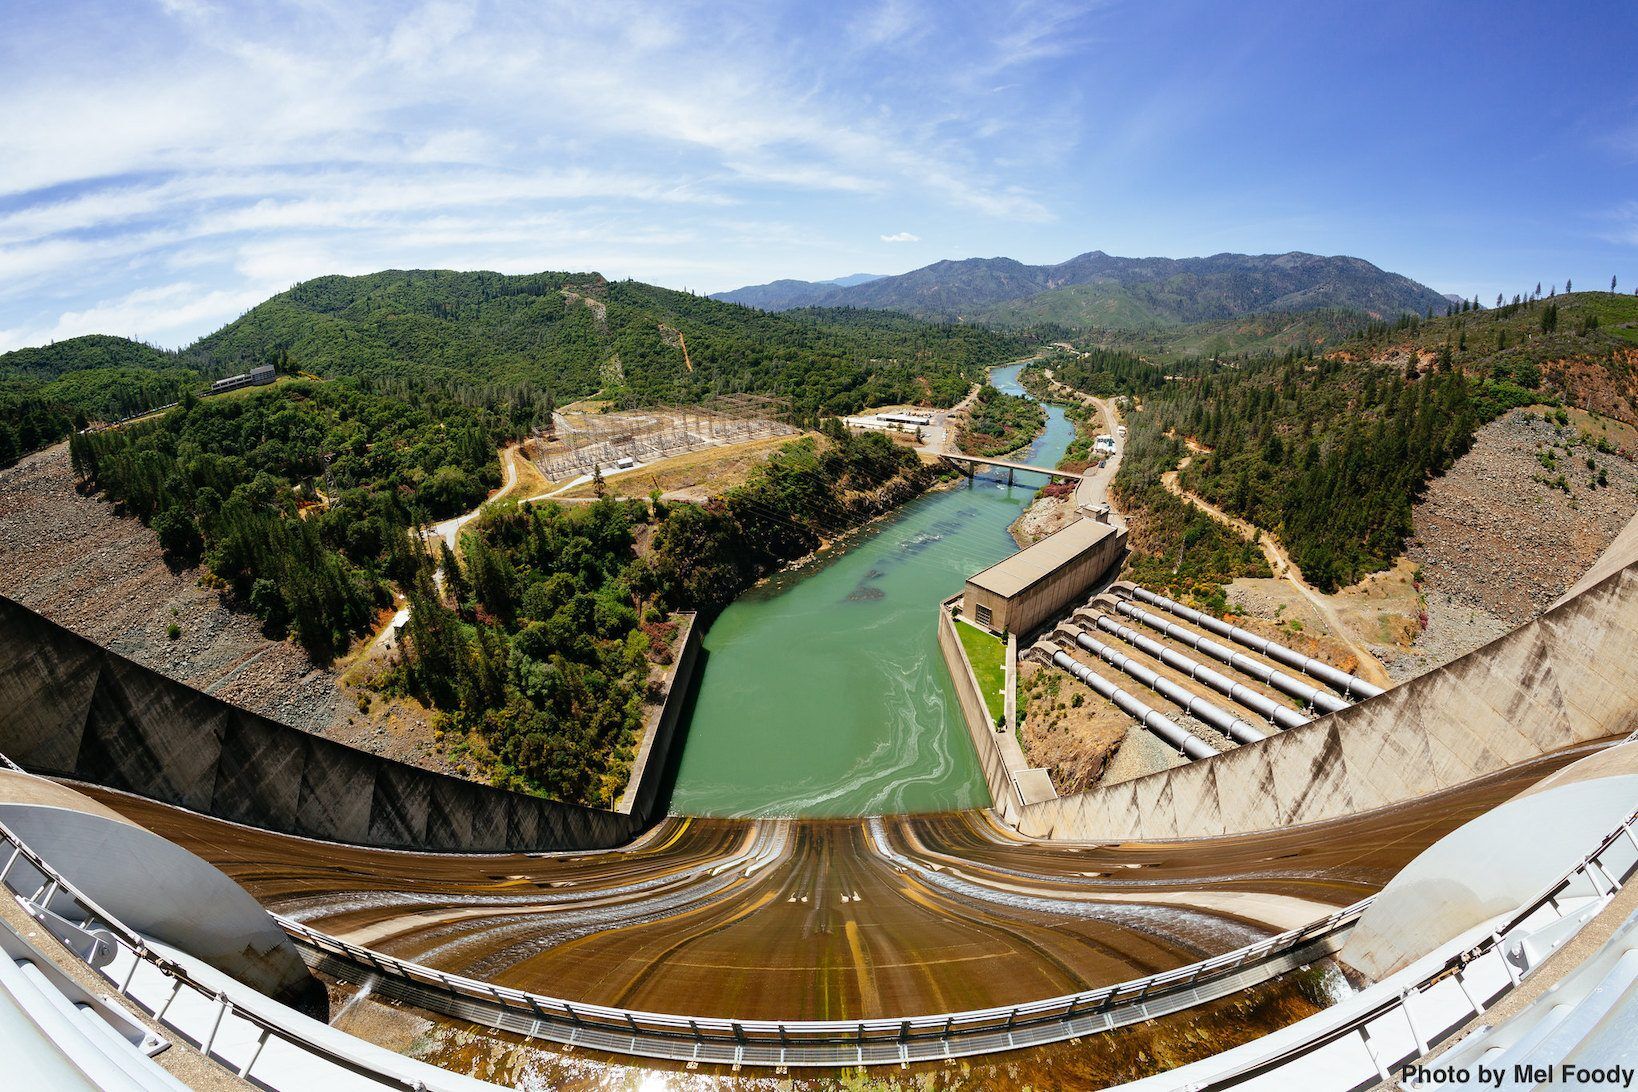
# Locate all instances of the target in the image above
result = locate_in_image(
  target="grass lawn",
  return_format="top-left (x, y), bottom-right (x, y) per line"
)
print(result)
top-left (956, 619), bottom-right (1007, 726)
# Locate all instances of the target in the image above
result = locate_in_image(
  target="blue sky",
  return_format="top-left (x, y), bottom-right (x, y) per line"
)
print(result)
top-left (1, 0), bottom-right (1634, 351)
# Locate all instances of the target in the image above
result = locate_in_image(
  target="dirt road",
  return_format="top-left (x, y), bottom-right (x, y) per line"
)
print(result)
top-left (1160, 457), bottom-right (1393, 687)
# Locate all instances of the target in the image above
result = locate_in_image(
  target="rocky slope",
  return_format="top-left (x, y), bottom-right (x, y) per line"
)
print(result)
top-left (0, 443), bottom-right (446, 770)
top-left (1391, 407), bottom-right (1638, 679)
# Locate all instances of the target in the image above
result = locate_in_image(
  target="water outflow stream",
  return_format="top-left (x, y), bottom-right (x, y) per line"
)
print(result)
top-left (667, 362), bottom-right (1075, 817)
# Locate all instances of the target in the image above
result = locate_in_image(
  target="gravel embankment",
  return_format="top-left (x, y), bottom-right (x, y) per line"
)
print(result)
top-left (1396, 407), bottom-right (1638, 678)
top-left (0, 444), bottom-right (447, 771)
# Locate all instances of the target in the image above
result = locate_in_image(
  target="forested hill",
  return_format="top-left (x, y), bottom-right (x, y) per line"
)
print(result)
top-left (0, 333), bottom-right (174, 379)
top-left (713, 250), bottom-right (1450, 329)
top-left (1043, 292), bottom-right (1638, 598)
top-left (184, 269), bottom-right (1022, 414)
top-left (1330, 291), bottom-right (1638, 424)
top-left (0, 269), bottom-right (1031, 468)
top-left (0, 335), bottom-right (204, 468)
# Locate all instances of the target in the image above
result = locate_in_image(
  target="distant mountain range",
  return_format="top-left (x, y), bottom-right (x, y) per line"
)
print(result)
top-left (714, 272), bottom-right (882, 311)
top-left (713, 251), bottom-right (1450, 329)
top-left (822, 273), bottom-right (884, 288)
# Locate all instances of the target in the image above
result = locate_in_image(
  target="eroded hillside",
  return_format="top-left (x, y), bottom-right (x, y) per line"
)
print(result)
top-left (0, 443), bottom-right (445, 768)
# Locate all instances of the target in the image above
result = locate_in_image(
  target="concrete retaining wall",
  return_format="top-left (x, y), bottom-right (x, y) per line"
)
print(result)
top-left (938, 596), bottom-right (1058, 822)
top-left (0, 595), bottom-right (649, 853)
top-left (1013, 548), bottom-right (1638, 842)
top-left (617, 612), bottom-right (700, 818)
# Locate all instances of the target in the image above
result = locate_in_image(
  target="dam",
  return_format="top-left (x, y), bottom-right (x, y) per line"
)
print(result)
top-left (1, 367), bottom-right (1636, 1088)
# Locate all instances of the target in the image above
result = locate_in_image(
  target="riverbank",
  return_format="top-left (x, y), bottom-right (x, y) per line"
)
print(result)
top-left (1008, 364), bottom-right (1127, 548)
top-left (666, 360), bottom-right (1075, 818)
top-left (939, 362), bottom-right (1138, 800)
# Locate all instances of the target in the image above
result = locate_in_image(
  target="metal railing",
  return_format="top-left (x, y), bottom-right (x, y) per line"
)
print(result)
top-left (0, 816), bottom-right (442, 1090)
top-left (4, 750), bottom-right (1632, 1079)
top-left (277, 898), bottom-right (1368, 1067)
top-left (1167, 804), bottom-right (1638, 1090)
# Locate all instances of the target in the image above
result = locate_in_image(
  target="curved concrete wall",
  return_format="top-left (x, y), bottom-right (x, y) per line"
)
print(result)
top-left (0, 774), bottom-right (321, 1009)
top-left (0, 595), bottom-right (646, 853)
top-left (1014, 534), bottom-right (1638, 842)
top-left (1339, 741), bottom-right (1638, 981)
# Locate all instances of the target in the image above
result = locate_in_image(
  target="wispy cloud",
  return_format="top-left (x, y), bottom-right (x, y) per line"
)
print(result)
top-left (1602, 202), bottom-right (1638, 247)
top-left (880, 232), bottom-right (921, 243)
top-left (0, 0), bottom-right (1073, 350)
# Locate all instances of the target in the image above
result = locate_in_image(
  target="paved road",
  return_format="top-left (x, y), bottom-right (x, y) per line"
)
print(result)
top-left (1029, 371), bottom-right (1127, 528)
top-left (912, 381), bottom-right (983, 456)
top-left (1075, 394), bottom-right (1126, 528)
top-left (425, 443), bottom-right (524, 554)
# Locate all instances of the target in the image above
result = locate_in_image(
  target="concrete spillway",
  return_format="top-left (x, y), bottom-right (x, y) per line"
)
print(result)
top-left (1, 523), bottom-right (1635, 1083)
top-left (61, 748), bottom-right (1600, 1026)
top-left (1, 451), bottom-right (1637, 1084)
top-left (4, 739), bottom-right (1631, 1088)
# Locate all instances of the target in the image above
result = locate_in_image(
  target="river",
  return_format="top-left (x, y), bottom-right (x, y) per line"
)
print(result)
top-left (665, 362), bottom-right (1074, 818)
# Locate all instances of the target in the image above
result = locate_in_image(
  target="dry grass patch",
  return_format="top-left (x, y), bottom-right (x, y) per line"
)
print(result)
top-left (508, 443), bottom-right (553, 497)
top-left (562, 432), bottom-right (816, 499)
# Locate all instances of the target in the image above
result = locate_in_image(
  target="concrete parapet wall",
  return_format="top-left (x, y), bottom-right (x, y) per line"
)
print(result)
top-left (939, 596), bottom-right (1048, 822)
top-left (617, 612), bottom-right (700, 817)
top-left (0, 595), bottom-right (648, 853)
top-left (1013, 554), bottom-right (1638, 842)
top-left (0, 771), bottom-right (322, 1009)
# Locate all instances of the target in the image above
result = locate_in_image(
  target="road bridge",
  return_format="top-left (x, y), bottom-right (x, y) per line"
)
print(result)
top-left (937, 451), bottom-right (1084, 484)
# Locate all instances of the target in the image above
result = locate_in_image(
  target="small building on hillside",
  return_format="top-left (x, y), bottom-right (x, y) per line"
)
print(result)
top-left (206, 364), bottom-right (278, 395)
top-left (963, 519), bottom-right (1127, 636)
top-left (841, 413), bottom-right (920, 435)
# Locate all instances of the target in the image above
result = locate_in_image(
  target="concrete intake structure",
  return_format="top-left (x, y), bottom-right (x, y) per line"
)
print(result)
top-left (1118, 584), bottom-right (1385, 700)
top-left (1113, 599), bottom-right (1351, 715)
top-left (1058, 626), bottom-right (1266, 745)
top-left (1077, 609), bottom-right (1310, 732)
top-left (1042, 643), bottom-right (1217, 760)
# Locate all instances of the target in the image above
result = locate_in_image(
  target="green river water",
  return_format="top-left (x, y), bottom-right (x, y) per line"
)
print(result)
top-left (665, 363), bottom-right (1076, 818)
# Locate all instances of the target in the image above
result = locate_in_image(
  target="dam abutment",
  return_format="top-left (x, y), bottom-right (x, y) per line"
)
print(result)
top-left (0, 594), bottom-right (664, 852)
top-left (1011, 536), bottom-right (1638, 841)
